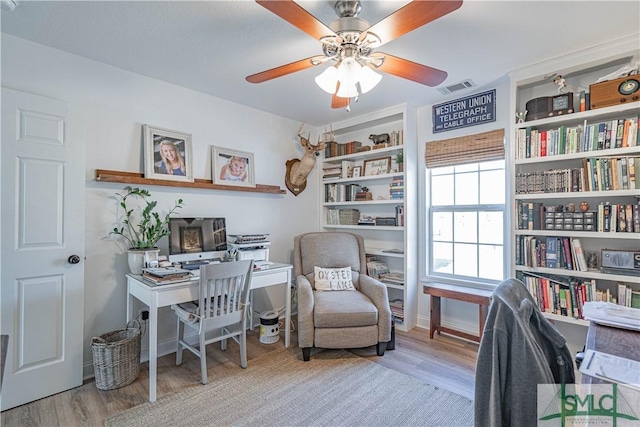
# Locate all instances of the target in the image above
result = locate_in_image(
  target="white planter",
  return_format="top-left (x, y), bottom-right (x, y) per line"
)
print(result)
top-left (127, 248), bottom-right (159, 275)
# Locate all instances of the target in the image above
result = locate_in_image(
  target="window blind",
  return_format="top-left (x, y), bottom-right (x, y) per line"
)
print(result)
top-left (425, 129), bottom-right (505, 168)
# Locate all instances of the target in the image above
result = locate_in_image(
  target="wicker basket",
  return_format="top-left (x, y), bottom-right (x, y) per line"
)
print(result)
top-left (339, 209), bottom-right (360, 225)
top-left (91, 320), bottom-right (141, 390)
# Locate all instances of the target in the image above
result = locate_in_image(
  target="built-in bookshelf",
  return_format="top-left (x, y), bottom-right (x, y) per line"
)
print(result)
top-left (510, 44), bottom-right (640, 326)
top-left (319, 104), bottom-right (417, 331)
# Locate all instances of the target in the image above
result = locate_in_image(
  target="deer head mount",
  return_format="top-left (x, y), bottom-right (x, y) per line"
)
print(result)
top-left (285, 124), bottom-right (328, 196)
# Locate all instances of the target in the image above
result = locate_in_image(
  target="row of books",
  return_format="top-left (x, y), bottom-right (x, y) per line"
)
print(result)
top-left (389, 299), bottom-right (404, 323)
top-left (617, 283), bottom-right (640, 308)
top-left (389, 176), bottom-right (404, 200)
top-left (379, 272), bottom-right (404, 287)
top-left (514, 156), bottom-right (639, 194)
top-left (325, 183), bottom-right (363, 202)
top-left (516, 201), bottom-right (640, 233)
top-left (517, 273), bottom-right (594, 319)
top-left (517, 272), bottom-right (640, 318)
top-left (324, 140), bottom-right (363, 158)
top-left (595, 202), bottom-right (640, 233)
top-left (515, 116), bottom-right (639, 159)
top-left (322, 160), bottom-right (356, 180)
top-left (381, 130), bottom-right (404, 147)
top-left (515, 236), bottom-right (589, 271)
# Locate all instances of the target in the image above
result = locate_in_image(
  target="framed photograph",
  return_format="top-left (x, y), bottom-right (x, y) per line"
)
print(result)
top-left (143, 250), bottom-right (159, 268)
top-left (180, 227), bottom-right (203, 253)
top-left (363, 157), bottom-right (391, 176)
top-left (144, 124), bottom-right (194, 182)
top-left (211, 146), bottom-right (256, 188)
top-left (352, 166), bottom-right (362, 177)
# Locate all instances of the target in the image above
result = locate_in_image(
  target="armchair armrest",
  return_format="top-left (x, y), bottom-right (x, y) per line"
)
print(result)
top-left (296, 275), bottom-right (315, 348)
top-left (359, 275), bottom-right (392, 342)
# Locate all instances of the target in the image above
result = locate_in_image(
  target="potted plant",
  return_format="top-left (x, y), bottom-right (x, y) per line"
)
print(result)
top-left (110, 186), bottom-right (184, 274)
top-left (394, 152), bottom-right (404, 172)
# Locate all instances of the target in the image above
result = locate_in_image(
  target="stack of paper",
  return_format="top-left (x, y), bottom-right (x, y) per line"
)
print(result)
top-left (579, 350), bottom-right (640, 390)
top-left (582, 301), bottom-right (640, 331)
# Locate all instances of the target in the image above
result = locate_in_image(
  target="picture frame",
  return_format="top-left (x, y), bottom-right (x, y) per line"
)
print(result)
top-left (363, 157), bottom-right (391, 176)
top-left (143, 124), bottom-right (194, 182)
top-left (211, 146), bottom-right (256, 188)
top-left (180, 226), bottom-right (203, 253)
top-left (143, 250), bottom-right (159, 268)
top-left (352, 166), bottom-right (362, 177)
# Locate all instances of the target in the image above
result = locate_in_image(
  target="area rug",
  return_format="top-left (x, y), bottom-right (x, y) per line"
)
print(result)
top-left (106, 348), bottom-right (473, 427)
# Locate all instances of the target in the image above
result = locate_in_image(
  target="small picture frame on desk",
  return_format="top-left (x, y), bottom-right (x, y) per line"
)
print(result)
top-left (363, 157), bottom-right (391, 176)
top-left (144, 250), bottom-right (159, 268)
top-left (352, 166), bottom-right (362, 177)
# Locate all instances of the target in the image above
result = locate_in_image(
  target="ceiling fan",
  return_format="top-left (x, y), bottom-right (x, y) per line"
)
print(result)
top-left (246, 0), bottom-right (463, 110)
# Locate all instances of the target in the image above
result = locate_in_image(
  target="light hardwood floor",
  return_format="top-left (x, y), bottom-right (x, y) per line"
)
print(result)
top-left (1, 324), bottom-right (478, 426)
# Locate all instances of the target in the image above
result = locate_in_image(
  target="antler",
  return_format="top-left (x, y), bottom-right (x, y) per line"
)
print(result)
top-left (298, 123), bottom-right (312, 149)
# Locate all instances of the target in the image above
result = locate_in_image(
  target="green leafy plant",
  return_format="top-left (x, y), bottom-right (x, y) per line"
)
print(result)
top-left (395, 152), bottom-right (404, 164)
top-left (110, 187), bottom-right (184, 249)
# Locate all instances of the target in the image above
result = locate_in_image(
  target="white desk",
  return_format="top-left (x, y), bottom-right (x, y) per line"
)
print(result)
top-left (126, 262), bottom-right (292, 402)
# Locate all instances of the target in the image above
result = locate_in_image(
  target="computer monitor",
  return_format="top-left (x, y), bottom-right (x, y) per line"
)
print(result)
top-left (168, 217), bottom-right (227, 264)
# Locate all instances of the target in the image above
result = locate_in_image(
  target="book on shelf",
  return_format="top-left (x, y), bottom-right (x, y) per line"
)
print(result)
top-left (389, 299), bottom-right (404, 323)
top-left (570, 238), bottom-right (588, 272)
top-left (382, 248), bottom-right (404, 254)
top-left (326, 208), bottom-right (340, 225)
top-left (366, 260), bottom-right (389, 279)
top-left (379, 272), bottom-right (404, 286)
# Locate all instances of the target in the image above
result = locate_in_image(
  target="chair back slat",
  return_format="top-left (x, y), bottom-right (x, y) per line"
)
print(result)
top-left (198, 260), bottom-right (253, 324)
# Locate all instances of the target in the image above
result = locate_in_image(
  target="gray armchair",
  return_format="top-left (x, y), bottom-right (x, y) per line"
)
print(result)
top-left (294, 232), bottom-right (393, 361)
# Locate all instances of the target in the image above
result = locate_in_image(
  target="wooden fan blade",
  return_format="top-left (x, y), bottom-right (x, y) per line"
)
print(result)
top-left (377, 53), bottom-right (448, 87)
top-left (363, 0), bottom-right (463, 46)
top-left (331, 93), bottom-right (350, 109)
top-left (246, 57), bottom-right (317, 83)
top-left (256, 0), bottom-right (337, 41)
top-left (331, 81), bottom-right (350, 109)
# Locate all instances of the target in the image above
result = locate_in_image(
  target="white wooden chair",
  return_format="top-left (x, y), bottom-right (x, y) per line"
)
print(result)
top-left (172, 260), bottom-right (253, 384)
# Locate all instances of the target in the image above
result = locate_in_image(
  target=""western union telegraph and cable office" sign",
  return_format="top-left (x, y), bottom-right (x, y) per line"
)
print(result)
top-left (433, 89), bottom-right (496, 133)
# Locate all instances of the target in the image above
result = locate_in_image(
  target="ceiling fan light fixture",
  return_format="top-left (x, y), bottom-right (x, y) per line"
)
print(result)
top-left (336, 81), bottom-right (358, 98)
top-left (358, 65), bottom-right (382, 94)
top-left (337, 57), bottom-right (361, 86)
top-left (315, 66), bottom-right (339, 94)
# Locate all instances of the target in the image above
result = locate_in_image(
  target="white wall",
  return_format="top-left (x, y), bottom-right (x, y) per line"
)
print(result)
top-left (416, 77), bottom-right (511, 335)
top-left (2, 34), bottom-right (321, 376)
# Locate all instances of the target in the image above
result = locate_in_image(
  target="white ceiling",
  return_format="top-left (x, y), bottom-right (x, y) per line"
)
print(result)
top-left (2, 1), bottom-right (639, 126)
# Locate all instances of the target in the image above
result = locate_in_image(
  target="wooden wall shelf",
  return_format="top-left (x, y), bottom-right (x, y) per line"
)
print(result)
top-left (95, 169), bottom-right (286, 195)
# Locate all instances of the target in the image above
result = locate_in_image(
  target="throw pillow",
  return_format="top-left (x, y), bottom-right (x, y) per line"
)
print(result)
top-left (314, 266), bottom-right (355, 291)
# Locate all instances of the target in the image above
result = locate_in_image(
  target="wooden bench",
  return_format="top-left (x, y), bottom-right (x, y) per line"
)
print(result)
top-left (423, 283), bottom-right (493, 343)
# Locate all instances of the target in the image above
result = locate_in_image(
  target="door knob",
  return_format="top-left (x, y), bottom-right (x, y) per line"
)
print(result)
top-left (68, 255), bottom-right (81, 264)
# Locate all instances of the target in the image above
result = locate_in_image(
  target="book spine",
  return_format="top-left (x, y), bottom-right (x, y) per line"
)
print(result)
top-left (561, 237), bottom-right (573, 270)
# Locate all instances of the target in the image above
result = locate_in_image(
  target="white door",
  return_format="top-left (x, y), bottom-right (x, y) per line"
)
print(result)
top-left (1, 88), bottom-right (86, 410)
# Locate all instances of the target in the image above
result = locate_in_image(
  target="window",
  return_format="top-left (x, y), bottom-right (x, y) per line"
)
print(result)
top-left (428, 160), bottom-right (505, 283)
